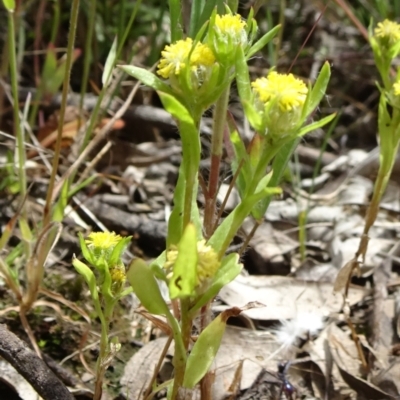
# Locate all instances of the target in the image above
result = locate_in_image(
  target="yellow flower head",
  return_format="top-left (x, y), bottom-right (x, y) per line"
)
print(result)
top-left (164, 246), bottom-right (179, 271)
top-left (157, 38), bottom-right (215, 79)
top-left (196, 240), bottom-right (219, 285)
top-left (252, 71), bottom-right (308, 112)
top-left (393, 81), bottom-right (400, 97)
top-left (215, 13), bottom-right (246, 37)
top-left (110, 266), bottom-right (126, 282)
top-left (164, 240), bottom-right (220, 286)
top-left (374, 19), bottom-right (400, 46)
top-left (85, 231), bottom-right (122, 250)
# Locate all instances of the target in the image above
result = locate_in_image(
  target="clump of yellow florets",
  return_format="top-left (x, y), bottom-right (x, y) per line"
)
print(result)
top-left (214, 13), bottom-right (246, 38)
top-left (393, 81), bottom-right (400, 97)
top-left (86, 231), bottom-right (122, 251)
top-left (196, 240), bottom-right (219, 284)
top-left (164, 240), bottom-right (219, 287)
top-left (252, 71), bottom-right (308, 112)
top-left (374, 19), bottom-right (400, 46)
top-left (157, 38), bottom-right (215, 79)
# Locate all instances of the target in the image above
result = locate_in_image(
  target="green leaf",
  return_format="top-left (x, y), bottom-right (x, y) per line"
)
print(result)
top-left (168, 0), bottom-right (184, 42)
top-left (100, 265), bottom-right (113, 301)
top-left (228, 125), bottom-right (251, 198)
top-left (158, 92), bottom-right (200, 245)
top-left (305, 62), bottom-right (331, 117)
top-left (169, 223), bottom-right (198, 299)
top-left (102, 37), bottom-right (118, 87)
top-left (209, 186), bottom-right (281, 258)
top-left (118, 65), bottom-right (173, 94)
top-left (297, 113), bottom-right (336, 137)
top-left (246, 25), bottom-right (281, 60)
top-left (254, 171), bottom-right (272, 194)
top-left (242, 100), bottom-right (262, 132)
top-left (189, 0), bottom-right (216, 37)
top-left (127, 258), bottom-right (169, 315)
top-left (150, 251), bottom-right (168, 281)
top-left (52, 179), bottom-right (69, 222)
top-left (109, 236), bottom-right (131, 266)
top-left (78, 233), bottom-right (95, 266)
top-left (2, 0), bottom-right (15, 11)
top-left (73, 258), bottom-right (98, 299)
top-left (167, 164), bottom-right (185, 247)
top-left (44, 48), bottom-right (80, 96)
top-left (190, 253), bottom-right (242, 315)
top-left (235, 46), bottom-right (252, 105)
top-left (183, 307), bottom-right (242, 387)
top-left (251, 138), bottom-right (299, 220)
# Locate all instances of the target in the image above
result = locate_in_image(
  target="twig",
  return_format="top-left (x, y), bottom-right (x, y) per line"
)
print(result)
top-left (0, 324), bottom-right (74, 400)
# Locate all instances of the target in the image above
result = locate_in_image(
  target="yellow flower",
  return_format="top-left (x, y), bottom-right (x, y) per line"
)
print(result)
top-left (157, 38), bottom-right (215, 79)
top-left (374, 19), bottom-right (400, 46)
top-left (196, 240), bottom-right (219, 284)
top-left (164, 246), bottom-right (178, 271)
top-left (110, 266), bottom-right (126, 283)
top-left (164, 240), bottom-right (220, 286)
top-left (85, 231), bottom-right (122, 250)
top-left (215, 13), bottom-right (246, 37)
top-left (394, 81), bottom-right (400, 97)
top-left (252, 71), bottom-right (308, 112)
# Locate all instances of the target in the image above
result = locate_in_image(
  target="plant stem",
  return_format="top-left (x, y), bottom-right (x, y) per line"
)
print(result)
top-left (93, 321), bottom-right (109, 400)
top-left (43, 0), bottom-right (80, 226)
top-left (204, 87), bottom-right (230, 238)
top-left (363, 149), bottom-right (397, 235)
top-left (167, 302), bottom-right (189, 400)
top-left (79, 0), bottom-right (97, 118)
top-left (93, 299), bottom-right (116, 400)
top-left (7, 9), bottom-right (26, 201)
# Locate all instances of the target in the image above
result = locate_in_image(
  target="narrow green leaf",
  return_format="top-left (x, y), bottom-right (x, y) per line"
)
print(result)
top-left (208, 187), bottom-right (281, 257)
top-left (254, 171), bottom-right (272, 194)
top-left (78, 233), bottom-right (95, 266)
top-left (109, 236), bottom-right (131, 266)
top-left (183, 307), bottom-right (242, 387)
top-left (297, 113), bottom-right (336, 137)
top-left (72, 258), bottom-right (98, 299)
top-left (235, 46), bottom-right (252, 105)
top-left (167, 165), bottom-right (185, 247)
top-left (305, 62), bottom-right (331, 116)
top-left (159, 92), bottom-right (201, 245)
top-left (169, 0), bottom-right (184, 42)
top-left (229, 127), bottom-right (250, 197)
top-left (242, 100), bottom-right (262, 132)
top-left (127, 258), bottom-right (169, 315)
top-left (169, 223), bottom-right (198, 299)
top-left (118, 65), bottom-right (173, 94)
top-left (246, 25), bottom-right (281, 60)
top-left (102, 37), bottom-right (118, 87)
top-left (251, 138), bottom-right (299, 220)
top-left (190, 253), bottom-right (242, 315)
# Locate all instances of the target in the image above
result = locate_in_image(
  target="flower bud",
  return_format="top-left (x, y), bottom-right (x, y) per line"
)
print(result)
top-left (210, 13), bottom-right (247, 65)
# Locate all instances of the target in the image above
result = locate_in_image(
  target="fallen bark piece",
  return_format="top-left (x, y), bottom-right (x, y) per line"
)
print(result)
top-left (0, 324), bottom-right (74, 400)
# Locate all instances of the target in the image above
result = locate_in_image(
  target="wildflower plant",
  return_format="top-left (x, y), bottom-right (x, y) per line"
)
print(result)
top-left (72, 232), bottom-right (132, 400)
top-left (74, 4), bottom-right (333, 400)
top-left (337, 19), bottom-right (400, 298)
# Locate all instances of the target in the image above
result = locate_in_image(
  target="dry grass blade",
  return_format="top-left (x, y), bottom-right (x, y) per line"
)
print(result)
top-left (333, 258), bottom-right (359, 294)
top-left (23, 222), bottom-right (62, 311)
top-left (0, 256), bottom-right (23, 301)
top-left (40, 288), bottom-right (91, 324)
top-left (0, 192), bottom-right (28, 250)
